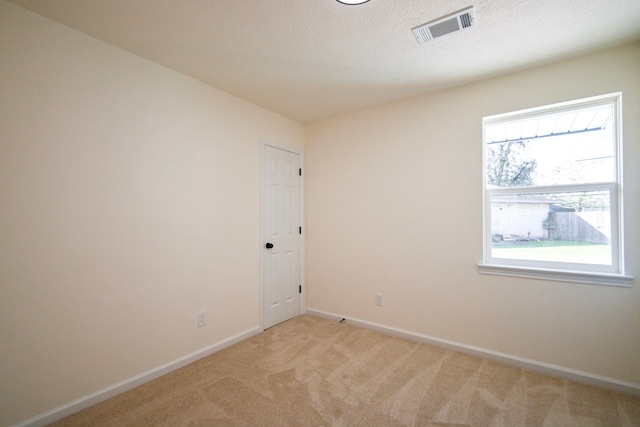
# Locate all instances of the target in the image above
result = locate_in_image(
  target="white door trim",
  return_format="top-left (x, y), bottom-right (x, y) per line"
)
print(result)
top-left (259, 139), bottom-right (304, 331)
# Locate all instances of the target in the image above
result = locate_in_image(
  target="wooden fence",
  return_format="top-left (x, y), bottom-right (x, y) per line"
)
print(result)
top-left (552, 211), bottom-right (610, 244)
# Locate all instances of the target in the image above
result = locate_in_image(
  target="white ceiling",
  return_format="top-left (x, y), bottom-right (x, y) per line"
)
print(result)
top-left (7, 0), bottom-right (640, 123)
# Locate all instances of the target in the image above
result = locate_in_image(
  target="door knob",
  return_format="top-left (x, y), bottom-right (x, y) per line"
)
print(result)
top-left (265, 243), bottom-right (274, 249)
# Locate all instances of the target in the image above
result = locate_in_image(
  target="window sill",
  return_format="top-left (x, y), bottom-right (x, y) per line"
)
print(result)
top-left (478, 264), bottom-right (634, 287)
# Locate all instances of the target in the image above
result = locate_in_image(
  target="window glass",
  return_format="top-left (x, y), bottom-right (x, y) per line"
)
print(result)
top-left (485, 104), bottom-right (615, 188)
top-left (489, 190), bottom-right (612, 266)
top-left (482, 94), bottom-right (624, 278)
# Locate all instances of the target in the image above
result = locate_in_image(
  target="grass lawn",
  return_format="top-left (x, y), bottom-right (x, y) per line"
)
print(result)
top-left (492, 240), bottom-right (611, 265)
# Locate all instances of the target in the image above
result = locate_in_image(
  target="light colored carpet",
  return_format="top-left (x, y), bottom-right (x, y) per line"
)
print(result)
top-left (51, 315), bottom-right (640, 426)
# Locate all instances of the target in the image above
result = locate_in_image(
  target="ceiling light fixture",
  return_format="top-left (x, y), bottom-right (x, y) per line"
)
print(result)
top-left (336, 0), bottom-right (370, 5)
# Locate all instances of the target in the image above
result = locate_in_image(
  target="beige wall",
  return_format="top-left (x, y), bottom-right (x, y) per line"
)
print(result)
top-left (306, 43), bottom-right (640, 385)
top-left (0, 2), bottom-right (304, 425)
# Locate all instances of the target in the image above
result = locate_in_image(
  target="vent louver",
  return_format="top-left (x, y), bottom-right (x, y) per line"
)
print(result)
top-left (460, 12), bottom-right (473, 28)
top-left (412, 6), bottom-right (476, 44)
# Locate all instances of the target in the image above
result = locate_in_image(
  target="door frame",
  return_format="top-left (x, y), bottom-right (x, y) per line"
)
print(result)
top-left (259, 139), bottom-right (305, 330)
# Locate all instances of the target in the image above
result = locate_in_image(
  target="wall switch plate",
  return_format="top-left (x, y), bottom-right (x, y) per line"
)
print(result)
top-left (375, 293), bottom-right (383, 307)
top-left (197, 310), bottom-right (207, 327)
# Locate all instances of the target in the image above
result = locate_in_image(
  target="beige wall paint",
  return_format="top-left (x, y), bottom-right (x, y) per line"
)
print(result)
top-left (0, 2), bottom-right (304, 425)
top-left (306, 43), bottom-right (640, 385)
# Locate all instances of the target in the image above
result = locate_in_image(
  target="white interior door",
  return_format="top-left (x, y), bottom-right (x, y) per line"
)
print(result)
top-left (263, 145), bottom-right (301, 329)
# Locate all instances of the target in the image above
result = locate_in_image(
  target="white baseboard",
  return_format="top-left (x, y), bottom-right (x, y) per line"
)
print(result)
top-left (13, 326), bottom-right (262, 427)
top-left (306, 308), bottom-right (640, 397)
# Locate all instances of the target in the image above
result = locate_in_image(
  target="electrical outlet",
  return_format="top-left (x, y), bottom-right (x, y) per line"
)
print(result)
top-left (197, 310), bottom-right (207, 327)
top-left (375, 293), bottom-right (383, 307)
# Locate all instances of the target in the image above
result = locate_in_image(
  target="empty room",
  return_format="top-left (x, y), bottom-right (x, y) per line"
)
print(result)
top-left (1, 0), bottom-right (639, 426)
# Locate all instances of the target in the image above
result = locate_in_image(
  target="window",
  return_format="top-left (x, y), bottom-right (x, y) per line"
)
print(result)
top-left (480, 93), bottom-right (633, 286)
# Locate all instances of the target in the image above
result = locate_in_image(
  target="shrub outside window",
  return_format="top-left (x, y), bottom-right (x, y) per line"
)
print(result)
top-left (480, 93), bottom-right (632, 286)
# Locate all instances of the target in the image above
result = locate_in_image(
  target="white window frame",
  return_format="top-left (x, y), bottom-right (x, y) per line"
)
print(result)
top-left (479, 93), bottom-right (633, 287)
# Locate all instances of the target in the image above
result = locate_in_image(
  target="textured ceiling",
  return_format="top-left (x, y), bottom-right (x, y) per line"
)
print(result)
top-left (7, 0), bottom-right (640, 123)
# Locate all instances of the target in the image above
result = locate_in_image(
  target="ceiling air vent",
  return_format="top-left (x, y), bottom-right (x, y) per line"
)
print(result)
top-left (412, 6), bottom-right (476, 44)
